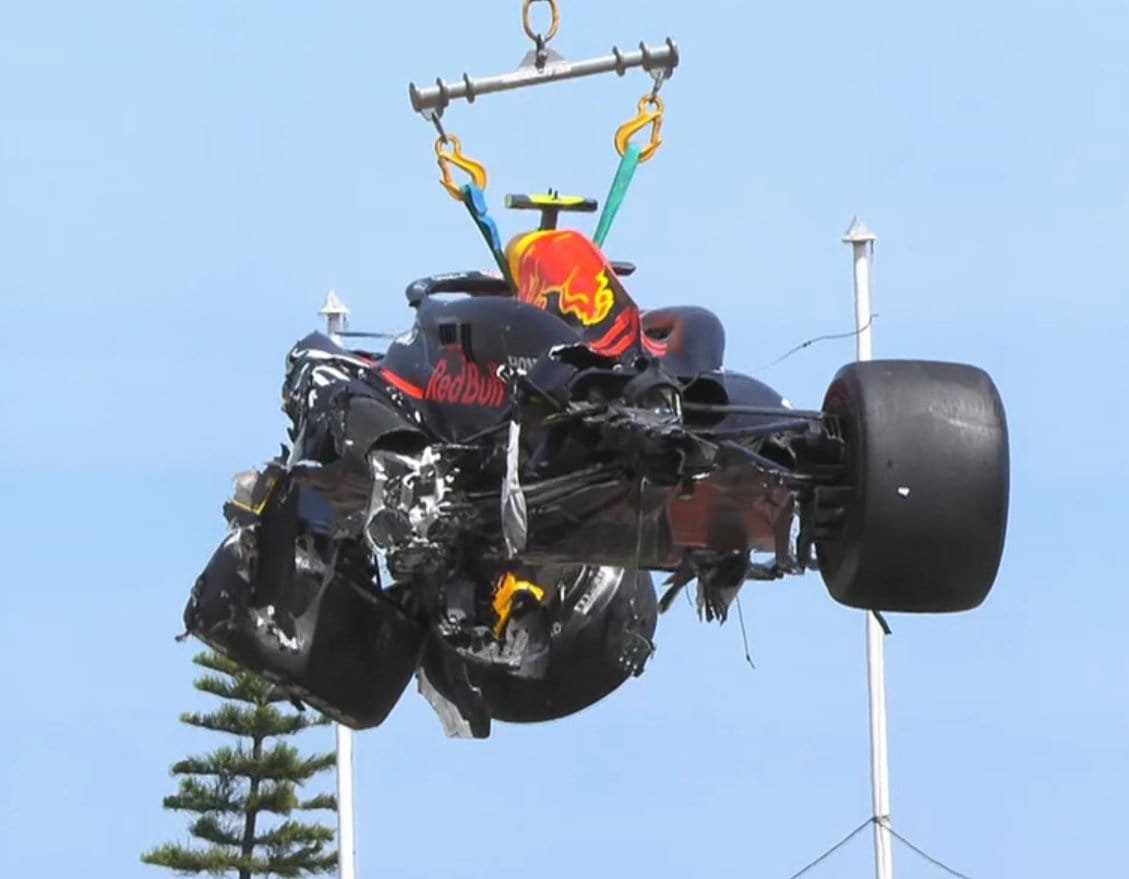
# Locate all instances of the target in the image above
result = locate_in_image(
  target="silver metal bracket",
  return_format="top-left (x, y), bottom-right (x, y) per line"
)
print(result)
top-left (409, 38), bottom-right (679, 117)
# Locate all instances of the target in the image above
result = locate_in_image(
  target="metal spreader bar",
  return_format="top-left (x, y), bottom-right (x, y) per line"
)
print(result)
top-left (409, 38), bottom-right (679, 116)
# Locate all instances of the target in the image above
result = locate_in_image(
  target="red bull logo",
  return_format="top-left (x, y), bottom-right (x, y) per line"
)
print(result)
top-left (425, 356), bottom-right (506, 407)
top-left (506, 230), bottom-right (616, 327)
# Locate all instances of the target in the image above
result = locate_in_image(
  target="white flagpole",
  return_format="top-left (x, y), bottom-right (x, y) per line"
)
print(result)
top-left (318, 289), bottom-right (358, 879)
top-left (842, 218), bottom-right (894, 879)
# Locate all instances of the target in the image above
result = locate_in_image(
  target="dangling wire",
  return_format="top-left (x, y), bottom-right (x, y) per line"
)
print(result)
top-left (735, 596), bottom-right (756, 670)
top-left (752, 314), bottom-right (880, 374)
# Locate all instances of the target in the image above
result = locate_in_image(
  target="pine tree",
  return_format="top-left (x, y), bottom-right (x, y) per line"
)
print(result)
top-left (143, 651), bottom-right (339, 878)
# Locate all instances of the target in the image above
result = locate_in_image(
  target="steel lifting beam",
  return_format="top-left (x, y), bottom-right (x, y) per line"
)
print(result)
top-left (409, 39), bottom-right (679, 116)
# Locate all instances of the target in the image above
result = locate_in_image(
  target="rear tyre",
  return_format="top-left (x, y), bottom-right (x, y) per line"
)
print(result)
top-left (815, 360), bottom-right (1009, 612)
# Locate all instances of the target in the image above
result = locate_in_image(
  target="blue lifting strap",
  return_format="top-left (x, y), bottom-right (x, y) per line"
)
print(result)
top-left (594, 142), bottom-right (643, 248)
top-left (461, 183), bottom-right (514, 287)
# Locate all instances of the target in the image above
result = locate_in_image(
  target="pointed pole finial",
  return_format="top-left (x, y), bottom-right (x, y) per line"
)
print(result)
top-left (319, 290), bottom-right (349, 343)
top-left (842, 216), bottom-right (877, 244)
top-left (319, 289), bottom-right (349, 318)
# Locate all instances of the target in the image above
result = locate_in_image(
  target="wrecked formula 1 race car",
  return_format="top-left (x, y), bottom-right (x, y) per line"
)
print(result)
top-left (181, 11), bottom-right (1009, 738)
top-left (183, 197), bottom-right (1009, 738)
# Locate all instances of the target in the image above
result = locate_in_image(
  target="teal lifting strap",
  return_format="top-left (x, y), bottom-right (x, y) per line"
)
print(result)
top-left (593, 142), bottom-right (643, 248)
top-left (461, 183), bottom-right (514, 287)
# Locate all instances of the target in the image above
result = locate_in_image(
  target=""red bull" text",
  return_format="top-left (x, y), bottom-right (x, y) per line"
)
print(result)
top-left (425, 357), bottom-right (506, 408)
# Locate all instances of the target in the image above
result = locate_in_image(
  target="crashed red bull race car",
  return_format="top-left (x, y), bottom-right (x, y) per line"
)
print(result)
top-left (182, 194), bottom-right (1010, 738)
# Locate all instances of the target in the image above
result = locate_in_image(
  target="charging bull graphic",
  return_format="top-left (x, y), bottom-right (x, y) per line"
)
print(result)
top-left (506, 230), bottom-right (619, 327)
top-left (505, 228), bottom-right (642, 358)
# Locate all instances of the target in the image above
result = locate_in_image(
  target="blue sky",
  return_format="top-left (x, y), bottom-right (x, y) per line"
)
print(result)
top-left (1, 1), bottom-right (1126, 876)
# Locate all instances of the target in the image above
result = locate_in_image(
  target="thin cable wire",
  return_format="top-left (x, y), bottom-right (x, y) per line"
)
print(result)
top-left (430, 111), bottom-right (447, 141)
top-left (734, 595), bottom-right (755, 670)
top-left (336, 331), bottom-right (401, 340)
top-left (783, 817), bottom-right (975, 879)
top-left (753, 314), bottom-right (878, 374)
top-left (783, 817), bottom-right (873, 879)
top-left (888, 826), bottom-right (974, 879)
